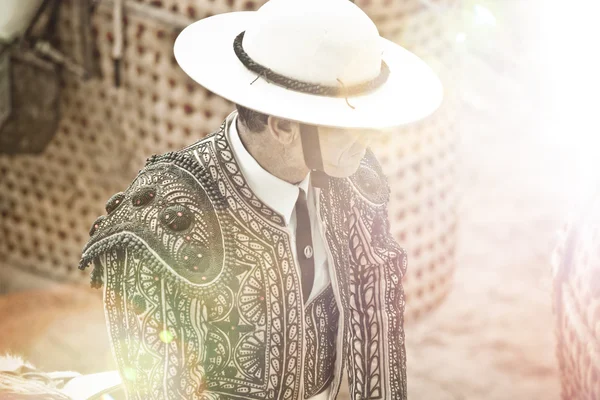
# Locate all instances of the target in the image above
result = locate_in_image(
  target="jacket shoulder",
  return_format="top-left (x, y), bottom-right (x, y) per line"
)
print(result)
top-left (347, 149), bottom-right (390, 205)
top-left (79, 131), bottom-right (226, 288)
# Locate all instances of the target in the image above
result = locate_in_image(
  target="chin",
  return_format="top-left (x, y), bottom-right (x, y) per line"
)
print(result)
top-left (324, 160), bottom-right (362, 178)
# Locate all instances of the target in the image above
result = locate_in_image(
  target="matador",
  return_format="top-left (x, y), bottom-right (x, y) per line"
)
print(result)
top-left (78, 0), bottom-right (442, 398)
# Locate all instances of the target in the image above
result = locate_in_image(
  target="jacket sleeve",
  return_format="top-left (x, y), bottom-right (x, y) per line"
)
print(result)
top-left (343, 150), bottom-right (408, 399)
top-left (79, 152), bottom-right (223, 399)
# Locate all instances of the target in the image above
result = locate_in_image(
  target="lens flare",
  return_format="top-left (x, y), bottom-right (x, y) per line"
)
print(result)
top-left (159, 330), bottom-right (174, 344)
top-left (123, 366), bottom-right (137, 382)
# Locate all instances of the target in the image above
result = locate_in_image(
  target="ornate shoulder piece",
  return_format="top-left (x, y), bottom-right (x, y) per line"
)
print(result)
top-left (348, 149), bottom-right (390, 206)
top-left (78, 150), bottom-right (226, 289)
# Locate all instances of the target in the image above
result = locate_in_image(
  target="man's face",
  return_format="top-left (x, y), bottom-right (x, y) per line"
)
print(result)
top-left (317, 126), bottom-right (377, 178)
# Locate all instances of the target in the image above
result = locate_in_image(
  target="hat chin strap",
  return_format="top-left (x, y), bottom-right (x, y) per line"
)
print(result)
top-left (299, 124), bottom-right (330, 189)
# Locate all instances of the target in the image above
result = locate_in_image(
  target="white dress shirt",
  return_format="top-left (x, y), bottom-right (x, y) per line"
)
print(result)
top-left (227, 114), bottom-right (332, 400)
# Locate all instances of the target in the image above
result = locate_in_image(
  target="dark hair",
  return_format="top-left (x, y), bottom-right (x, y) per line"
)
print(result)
top-left (235, 103), bottom-right (269, 133)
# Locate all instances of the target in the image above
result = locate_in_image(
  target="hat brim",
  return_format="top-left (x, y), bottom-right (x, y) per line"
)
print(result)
top-left (174, 12), bottom-right (443, 130)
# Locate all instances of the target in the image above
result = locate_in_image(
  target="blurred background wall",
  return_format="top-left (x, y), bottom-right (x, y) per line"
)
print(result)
top-left (1, 0), bottom-right (597, 398)
top-left (0, 0), bottom-right (461, 321)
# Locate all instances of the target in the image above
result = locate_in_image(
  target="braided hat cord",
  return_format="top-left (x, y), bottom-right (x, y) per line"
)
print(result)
top-left (233, 31), bottom-right (389, 99)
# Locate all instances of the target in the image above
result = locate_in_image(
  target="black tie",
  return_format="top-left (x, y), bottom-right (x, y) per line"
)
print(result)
top-left (295, 188), bottom-right (314, 304)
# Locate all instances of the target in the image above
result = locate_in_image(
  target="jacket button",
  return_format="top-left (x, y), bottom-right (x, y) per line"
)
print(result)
top-left (304, 245), bottom-right (313, 259)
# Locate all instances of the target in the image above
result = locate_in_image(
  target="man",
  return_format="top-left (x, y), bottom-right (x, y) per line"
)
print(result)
top-left (79, 0), bottom-right (442, 398)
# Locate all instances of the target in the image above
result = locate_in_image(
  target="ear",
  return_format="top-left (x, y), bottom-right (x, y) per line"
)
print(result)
top-left (267, 115), bottom-right (299, 145)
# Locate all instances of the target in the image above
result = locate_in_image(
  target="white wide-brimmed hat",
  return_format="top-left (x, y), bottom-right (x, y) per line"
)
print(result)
top-left (174, 0), bottom-right (443, 130)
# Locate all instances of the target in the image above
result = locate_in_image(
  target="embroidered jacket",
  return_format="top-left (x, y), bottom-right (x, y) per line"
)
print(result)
top-left (79, 113), bottom-right (408, 399)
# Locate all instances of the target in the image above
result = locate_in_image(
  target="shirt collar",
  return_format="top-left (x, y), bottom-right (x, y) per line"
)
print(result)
top-left (227, 112), bottom-right (310, 225)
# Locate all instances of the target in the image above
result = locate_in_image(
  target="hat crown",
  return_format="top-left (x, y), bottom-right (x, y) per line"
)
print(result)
top-left (242, 0), bottom-right (383, 87)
